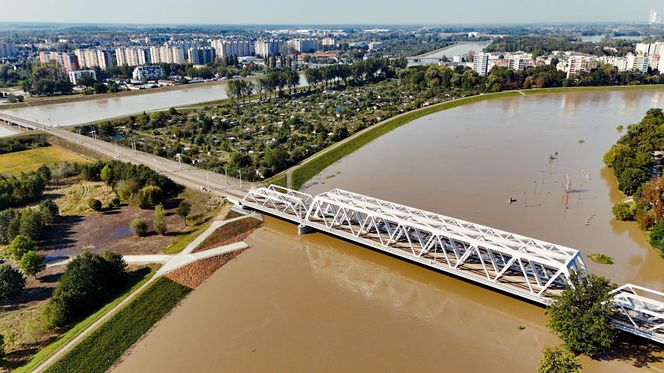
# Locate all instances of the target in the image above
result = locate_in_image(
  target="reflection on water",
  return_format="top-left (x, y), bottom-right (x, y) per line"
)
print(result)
top-left (0, 126), bottom-right (18, 138)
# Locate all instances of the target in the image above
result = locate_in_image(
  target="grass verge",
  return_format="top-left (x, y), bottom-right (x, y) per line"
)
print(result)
top-left (0, 145), bottom-right (91, 176)
top-left (44, 277), bottom-right (192, 373)
top-left (289, 91), bottom-right (520, 189)
top-left (14, 265), bottom-right (158, 373)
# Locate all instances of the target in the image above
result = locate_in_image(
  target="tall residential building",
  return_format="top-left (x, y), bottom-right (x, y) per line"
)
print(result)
top-left (289, 38), bottom-right (320, 53)
top-left (212, 40), bottom-right (252, 58)
top-left (74, 49), bottom-right (110, 70)
top-left (566, 55), bottom-right (591, 78)
top-left (254, 40), bottom-right (281, 57)
top-left (626, 53), bottom-right (650, 73)
top-left (187, 47), bottom-right (216, 64)
top-left (0, 43), bottom-right (16, 59)
top-left (321, 37), bottom-right (335, 47)
top-left (38, 51), bottom-right (79, 72)
top-left (472, 53), bottom-right (489, 76)
top-left (115, 47), bottom-right (150, 66)
top-left (154, 45), bottom-right (185, 64)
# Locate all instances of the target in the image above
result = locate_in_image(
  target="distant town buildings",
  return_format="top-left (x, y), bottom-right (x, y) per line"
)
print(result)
top-left (187, 47), bottom-right (216, 64)
top-left (74, 49), bottom-right (111, 70)
top-left (254, 40), bottom-right (281, 57)
top-left (132, 65), bottom-right (165, 81)
top-left (472, 53), bottom-right (489, 76)
top-left (0, 43), bottom-right (16, 59)
top-left (289, 38), bottom-right (320, 53)
top-left (115, 47), bottom-right (150, 67)
top-left (368, 41), bottom-right (384, 51)
top-left (212, 40), bottom-right (252, 58)
top-left (321, 37), bottom-right (335, 47)
top-left (38, 51), bottom-right (79, 72)
top-left (68, 69), bottom-right (97, 85)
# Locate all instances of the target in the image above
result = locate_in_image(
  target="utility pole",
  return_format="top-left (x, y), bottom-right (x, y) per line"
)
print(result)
top-left (239, 170), bottom-right (242, 189)
top-left (225, 166), bottom-right (228, 184)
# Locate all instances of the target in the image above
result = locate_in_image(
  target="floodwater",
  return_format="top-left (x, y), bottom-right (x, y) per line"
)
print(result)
top-left (115, 90), bottom-right (664, 372)
top-left (0, 73), bottom-right (308, 127)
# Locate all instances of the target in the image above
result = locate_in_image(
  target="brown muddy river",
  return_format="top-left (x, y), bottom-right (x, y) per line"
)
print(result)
top-left (114, 90), bottom-right (664, 372)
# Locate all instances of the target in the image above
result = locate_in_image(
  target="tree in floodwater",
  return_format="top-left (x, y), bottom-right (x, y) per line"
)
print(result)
top-left (537, 345), bottom-right (581, 373)
top-left (547, 272), bottom-right (617, 357)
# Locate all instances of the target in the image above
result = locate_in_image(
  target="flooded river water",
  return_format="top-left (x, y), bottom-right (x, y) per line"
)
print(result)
top-left (114, 90), bottom-right (664, 372)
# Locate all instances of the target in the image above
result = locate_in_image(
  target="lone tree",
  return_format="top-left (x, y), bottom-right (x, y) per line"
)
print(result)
top-left (176, 200), bottom-right (191, 226)
top-left (547, 272), bottom-right (617, 357)
top-left (154, 204), bottom-right (167, 235)
top-left (19, 251), bottom-right (46, 279)
top-left (0, 264), bottom-right (25, 303)
top-left (9, 235), bottom-right (34, 260)
top-left (537, 345), bottom-right (581, 373)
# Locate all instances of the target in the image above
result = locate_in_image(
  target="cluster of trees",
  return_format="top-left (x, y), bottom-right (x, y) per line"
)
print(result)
top-left (81, 160), bottom-right (182, 208)
top-left (304, 57), bottom-right (406, 89)
top-left (19, 61), bottom-right (73, 96)
top-left (485, 36), bottom-right (635, 57)
top-left (0, 199), bottom-right (59, 244)
top-left (42, 251), bottom-right (127, 327)
top-left (0, 133), bottom-right (48, 156)
top-left (0, 165), bottom-right (51, 210)
top-left (604, 110), bottom-right (664, 243)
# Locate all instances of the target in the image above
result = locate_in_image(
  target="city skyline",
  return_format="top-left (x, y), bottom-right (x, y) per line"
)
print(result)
top-left (2, 0), bottom-right (664, 25)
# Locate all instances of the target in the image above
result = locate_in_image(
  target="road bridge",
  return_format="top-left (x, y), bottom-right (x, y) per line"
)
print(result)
top-left (242, 185), bottom-right (664, 345)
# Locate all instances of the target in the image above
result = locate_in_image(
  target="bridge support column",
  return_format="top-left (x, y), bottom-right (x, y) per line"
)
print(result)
top-left (298, 224), bottom-right (314, 235)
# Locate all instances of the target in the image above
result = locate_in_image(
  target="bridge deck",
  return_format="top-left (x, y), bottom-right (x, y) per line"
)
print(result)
top-left (242, 185), bottom-right (664, 345)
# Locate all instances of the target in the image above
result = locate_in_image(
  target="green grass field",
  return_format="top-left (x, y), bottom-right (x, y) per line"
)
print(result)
top-left (0, 145), bottom-right (91, 176)
top-left (44, 277), bottom-right (191, 373)
top-left (15, 266), bottom-right (157, 373)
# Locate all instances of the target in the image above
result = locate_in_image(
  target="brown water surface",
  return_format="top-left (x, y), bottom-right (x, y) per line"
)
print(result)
top-left (115, 90), bottom-right (664, 372)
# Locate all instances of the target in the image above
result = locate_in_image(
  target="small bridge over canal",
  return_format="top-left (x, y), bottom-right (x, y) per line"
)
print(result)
top-left (241, 185), bottom-right (664, 345)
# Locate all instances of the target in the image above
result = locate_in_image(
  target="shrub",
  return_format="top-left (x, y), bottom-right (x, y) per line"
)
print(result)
top-left (19, 251), bottom-right (46, 278)
top-left (42, 252), bottom-right (127, 327)
top-left (0, 264), bottom-right (25, 303)
top-left (547, 273), bottom-right (616, 357)
top-left (110, 196), bottom-right (121, 208)
top-left (154, 205), bottom-right (167, 235)
top-left (612, 201), bottom-right (635, 221)
top-left (649, 219), bottom-right (664, 255)
top-left (130, 219), bottom-right (149, 237)
top-left (537, 345), bottom-right (581, 373)
top-left (9, 235), bottom-right (34, 260)
top-left (39, 199), bottom-right (60, 224)
top-left (19, 209), bottom-right (45, 240)
top-left (0, 333), bottom-right (4, 360)
top-left (134, 186), bottom-right (163, 209)
top-left (88, 198), bottom-right (103, 211)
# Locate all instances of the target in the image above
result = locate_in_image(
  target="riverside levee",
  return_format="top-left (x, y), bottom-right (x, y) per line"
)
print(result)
top-left (241, 185), bottom-right (664, 345)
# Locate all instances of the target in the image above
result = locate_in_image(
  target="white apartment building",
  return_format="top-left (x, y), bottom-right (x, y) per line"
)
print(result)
top-left (322, 37), bottom-right (335, 47)
top-left (132, 65), bottom-right (165, 81)
top-left (565, 55), bottom-right (592, 78)
top-left (74, 49), bottom-right (110, 70)
top-left (68, 70), bottom-right (96, 85)
top-left (254, 40), bottom-right (281, 57)
top-left (187, 47), bottom-right (216, 64)
top-left (212, 40), bottom-right (252, 58)
top-left (115, 47), bottom-right (149, 67)
top-left (38, 51), bottom-right (79, 72)
top-left (289, 38), bottom-right (320, 53)
top-left (626, 53), bottom-right (650, 73)
top-left (472, 53), bottom-right (489, 76)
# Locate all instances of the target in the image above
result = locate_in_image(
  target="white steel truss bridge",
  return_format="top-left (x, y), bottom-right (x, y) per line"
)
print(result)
top-left (241, 185), bottom-right (664, 344)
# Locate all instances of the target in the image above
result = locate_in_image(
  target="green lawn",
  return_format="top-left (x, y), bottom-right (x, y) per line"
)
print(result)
top-left (0, 145), bottom-right (91, 176)
top-left (44, 277), bottom-right (191, 373)
top-left (15, 266), bottom-right (157, 373)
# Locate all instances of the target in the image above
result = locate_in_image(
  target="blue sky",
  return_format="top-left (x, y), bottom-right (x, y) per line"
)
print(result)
top-left (1, 0), bottom-right (662, 24)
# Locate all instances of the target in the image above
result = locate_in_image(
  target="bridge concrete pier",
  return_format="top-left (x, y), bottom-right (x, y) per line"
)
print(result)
top-left (298, 224), bottom-right (314, 235)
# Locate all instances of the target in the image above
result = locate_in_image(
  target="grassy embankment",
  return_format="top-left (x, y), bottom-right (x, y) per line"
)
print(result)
top-left (14, 266), bottom-right (158, 373)
top-left (43, 277), bottom-right (192, 373)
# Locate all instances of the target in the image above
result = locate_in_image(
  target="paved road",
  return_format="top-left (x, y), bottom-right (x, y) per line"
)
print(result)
top-left (0, 112), bottom-right (253, 199)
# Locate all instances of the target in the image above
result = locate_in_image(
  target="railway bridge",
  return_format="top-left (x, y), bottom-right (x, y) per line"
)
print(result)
top-left (242, 185), bottom-right (664, 345)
